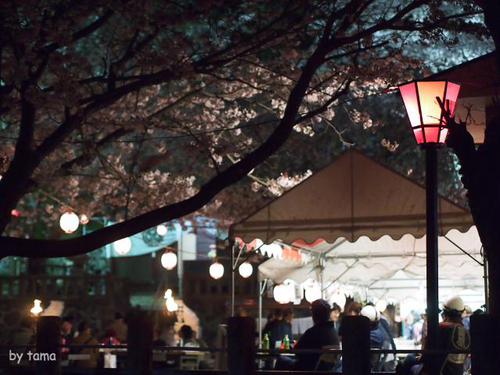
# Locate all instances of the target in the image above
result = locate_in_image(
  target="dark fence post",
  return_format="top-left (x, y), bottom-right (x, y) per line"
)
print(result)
top-left (36, 316), bottom-right (61, 375)
top-left (227, 316), bottom-right (256, 375)
top-left (341, 315), bottom-right (370, 375)
top-left (127, 310), bottom-right (153, 375)
top-left (471, 314), bottom-right (500, 374)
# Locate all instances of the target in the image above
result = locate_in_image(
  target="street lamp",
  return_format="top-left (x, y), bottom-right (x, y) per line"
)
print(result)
top-left (398, 80), bottom-right (461, 368)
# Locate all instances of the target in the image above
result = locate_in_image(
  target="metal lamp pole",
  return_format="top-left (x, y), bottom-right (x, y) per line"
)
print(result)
top-left (398, 80), bottom-right (462, 373)
top-left (425, 145), bottom-right (439, 368)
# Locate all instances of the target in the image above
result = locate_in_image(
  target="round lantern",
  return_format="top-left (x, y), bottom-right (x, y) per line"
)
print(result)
top-left (304, 282), bottom-right (322, 303)
top-left (398, 80), bottom-right (461, 144)
top-left (113, 237), bottom-right (132, 255)
top-left (59, 211), bottom-right (80, 233)
top-left (273, 284), bottom-right (291, 304)
top-left (79, 214), bottom-right (90, 225)
top-left (209, 262), bottom-right (224, 280)
top-left (161, 251), bottom-right (178, 270)
top-left (156, 224), bottom-right (168, 236)
top-left (238, 262), bottom-right (253, 278)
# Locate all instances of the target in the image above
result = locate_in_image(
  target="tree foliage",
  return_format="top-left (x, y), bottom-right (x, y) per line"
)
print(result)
top-left (0, 0), bottom-right (488, 258)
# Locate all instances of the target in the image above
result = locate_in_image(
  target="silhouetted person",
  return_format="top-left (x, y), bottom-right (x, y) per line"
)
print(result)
top-left (72, 321), bottom-right (99, 368)
top-left (294, 299), bottom-right (340, 370)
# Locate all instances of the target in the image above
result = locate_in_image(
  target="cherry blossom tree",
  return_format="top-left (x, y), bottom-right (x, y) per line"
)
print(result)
top-left (0, 0), bottom-right (486, 258)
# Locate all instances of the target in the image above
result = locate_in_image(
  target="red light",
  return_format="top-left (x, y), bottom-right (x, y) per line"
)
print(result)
top-left (11, 209), bottom-right (21, 217)
top-left (399, 81), bottom-right (461, 145)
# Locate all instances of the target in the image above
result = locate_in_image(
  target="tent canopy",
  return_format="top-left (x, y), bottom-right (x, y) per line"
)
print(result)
top-left (231, 150), bottom-right (473, 244)
top-left (258, 226), bottom-right (484, 306)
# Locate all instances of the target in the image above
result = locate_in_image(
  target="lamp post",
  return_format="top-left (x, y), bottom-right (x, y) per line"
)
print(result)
top-left (398, 80), bottom-right (461, 369)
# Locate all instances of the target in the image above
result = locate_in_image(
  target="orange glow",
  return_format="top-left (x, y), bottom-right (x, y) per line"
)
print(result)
top-left (399, 81), bottom-right (461, 145)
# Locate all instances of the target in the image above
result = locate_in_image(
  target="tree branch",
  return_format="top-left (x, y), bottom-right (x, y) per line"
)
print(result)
top-left (0, 37), bottom-right (332, 258)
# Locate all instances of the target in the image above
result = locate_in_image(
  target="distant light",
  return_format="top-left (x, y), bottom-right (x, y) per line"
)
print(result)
top-left (30, 299), bottom-right (43, 316)
top-left (79, 214), bottom-right (90, 225)
top-left (238, 262), bottom-right (253, 278)
top-left (156, 224), bottom-right (168, 236)
top-left (11, 209), bottom-right (21, 217)
top-left (166, 298), bottom-right (178, 312)
top-left (164, 289), bottom-right (173, 299)
top-left (209, 262), bottom-right (224, 280)
top-left (161, 251), bottom-right (178, 270)
top-left (59, 211), bottom-right (79, 233)
top-left (113, 237), bottom-right (132, 255)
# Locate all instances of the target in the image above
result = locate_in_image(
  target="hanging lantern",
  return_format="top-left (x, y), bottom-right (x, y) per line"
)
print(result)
top-left (273, 284), bottom-right (292, 304)
top-left (209, 261), bottom-right (224, 280)
top-left (30, 299), bottom-right (43, 316)
top-left (161, 250), bottom-right (178, 270)
top-left (59, 211), bottom-right (80, 234)
top-left (398, 80), bottom-right (461, 144)
top-left (304, 281), bottom-right (322, 303)
top-left (113, 237), bottom-right (132, 255)
top-left (156, 224), bottom-right (168, 236)
top-left (79, 214), bottom-right (90, 225)
top-left (238, 262), bottom-right (253, 278)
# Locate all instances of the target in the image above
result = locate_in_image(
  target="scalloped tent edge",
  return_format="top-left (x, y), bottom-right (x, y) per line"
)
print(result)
top-left (230, 149), bottom-right (473, 244)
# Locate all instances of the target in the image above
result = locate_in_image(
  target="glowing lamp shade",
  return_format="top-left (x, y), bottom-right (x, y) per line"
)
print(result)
top-left (59, 211), bottom-right (80, 233)
top-left (156, 224), bottom-right (168, 236)
top-left (161, 251), bottom-right (178, 270)
top-left (209, 262), bottom-right (224, 280)
top-left (238, 262), bottom-right (253, 278)
top-left (399, 81), bottom-right (461, 144)
top-left (113, 237), bottom-right (132, 255)
top-left (30, 299), bottom-right (43, 316)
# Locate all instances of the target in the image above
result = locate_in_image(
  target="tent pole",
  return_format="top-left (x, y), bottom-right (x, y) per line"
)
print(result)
top-left (231, 241), bottom-right (235, 316)
top-left (258, 279), bottom-right (267, 348)
top-left (483, 251), bottom-right (489, 312)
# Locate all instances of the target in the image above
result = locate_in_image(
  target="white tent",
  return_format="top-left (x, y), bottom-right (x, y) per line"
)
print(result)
top-left (231, 150), bottom-right (484, 309)
top-left (231, 150), bottom-right (473, 244)
top-left (258, 226), bottom-right (485, 308)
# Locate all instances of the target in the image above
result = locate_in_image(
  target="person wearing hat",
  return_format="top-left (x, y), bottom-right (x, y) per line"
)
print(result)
top-left (293, 299), bottom-right (340, 370)
top-left (400, 296), bottom-right (470, 375)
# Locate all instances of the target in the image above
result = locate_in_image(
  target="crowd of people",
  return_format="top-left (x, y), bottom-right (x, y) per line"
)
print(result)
top-left (8, 311), bottom-right (205, 369)
top-left (261, 296), bottom-right (474, 374)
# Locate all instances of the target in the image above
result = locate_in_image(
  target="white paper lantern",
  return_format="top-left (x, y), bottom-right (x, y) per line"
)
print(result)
top-left (113, 237), bottom-right (132, 255)
top-left (273, 284), bottom-right (293, 304)
top-left (209, 262), bottom-right (224, 280)
top-left (79, 214), bottom-right (90, 225)
top-left (238, 262), bottom-right (253, 278)
top-left (304, 282), bottom-right (322, 303)
top-left (59, 211), bottom-right (80, 233)
top-left (161, 251), bottom-right (178, 270)
top-left (156, 224), bottom-right (168, 236)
